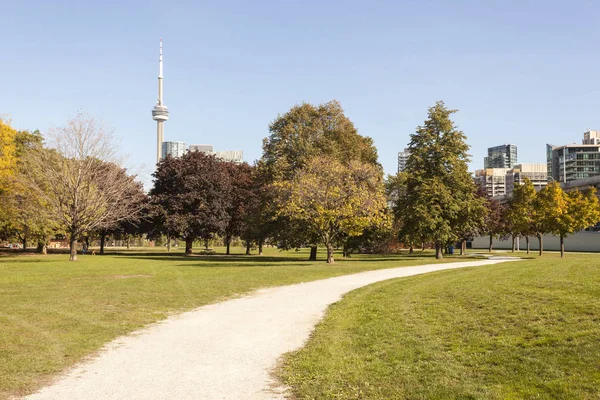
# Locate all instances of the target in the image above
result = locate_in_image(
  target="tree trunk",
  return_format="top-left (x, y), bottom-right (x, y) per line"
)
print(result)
top-left (100, 232), bottom-right (107, 255)
top-left (167, 236), bottom-right (171, 252)
top-left (538, 234), bottom-right (543, 256)
top-left (326, 244), bottom-right (334, 264)
top-left (511, 235), bottom-right (516, 252)
top-left (69, 237), bottom-right (78, 261)
top-left (226, 234), bottom-right (231, 255)
top-left (421, 242), bottom-right (425, 251)
top-left (489, 234), bottom-right (493, 252)
top-left (126, 238), bottom-right (130, 249)
top-left (204, 238), bottom-right (209, 250)
top-left (342, 244), bottom-right (348, 258)
top-left (460, 239), bottom-right (466, 255)
top-left (560, 235), bottom-right (565, 258)
top-left (245, 241), bottom-right (251, 255)
top-left (526, 236), bottom-right (530, 254)
top-left (409, 245), bottom-right (414, 254)
top-left (309, 246), bottom-right (317, 261)
top-left (185, 237), bottom-right (193, 255)
top-left (22, 237), bottom-right (27, 252)
top-left (258, 238), bottom-right (264, 256)
top-left (37, 241), bottom-right (47, 255)
top-left (435, 243), bottom-right (443, 259)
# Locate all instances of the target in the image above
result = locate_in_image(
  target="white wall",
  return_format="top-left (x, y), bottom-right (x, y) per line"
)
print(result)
top-left (472, 230), bottom-right (600, 252)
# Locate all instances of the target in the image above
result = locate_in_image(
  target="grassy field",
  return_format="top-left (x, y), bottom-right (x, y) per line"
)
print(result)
top-left (279, 252), bottom-right (600, 399)
top-left (0, 246), bottom-right (465, 398)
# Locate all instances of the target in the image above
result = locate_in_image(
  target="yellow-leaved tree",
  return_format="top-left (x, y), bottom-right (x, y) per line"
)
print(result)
top-left (274, 156), bottom-right (388, 264)
top-left (0, 117), bottom-right (17, 191)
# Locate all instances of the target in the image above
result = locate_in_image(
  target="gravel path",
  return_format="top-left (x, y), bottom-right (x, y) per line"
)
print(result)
top-left (25, 258), bottom-right (518, 400)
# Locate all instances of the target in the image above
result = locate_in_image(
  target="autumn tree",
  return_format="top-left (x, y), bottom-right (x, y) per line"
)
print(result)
top-left (503, 178), bottom-right (536, 253)
top-left (260, 100), bottom-right (379, 260)
top-left (150, 151), bottom-right (232, 255)
top-left (274, 156), bottom-right (387, 264)
top-left (552, 188), bottom-right (600, 257)
top-left (397, 101), bottom-right (478, 259)
top-left (21, 113), bottom-right (144, 261)
top-left (483, 195), bottom-right (505, 253)
top-left (532, 181), bottom-right (567, 256)
top-left (0, 117), bottom-right (17, 191)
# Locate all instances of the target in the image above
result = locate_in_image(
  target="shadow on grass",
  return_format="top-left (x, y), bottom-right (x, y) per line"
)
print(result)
top-left (109, 253), bottom-right (312, 264)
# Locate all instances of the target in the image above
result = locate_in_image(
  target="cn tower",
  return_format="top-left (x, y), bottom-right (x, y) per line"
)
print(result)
top-left (152, 39), bottom-right (169, 163)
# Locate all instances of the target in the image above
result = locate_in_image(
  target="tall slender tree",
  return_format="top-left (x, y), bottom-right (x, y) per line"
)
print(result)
top-left (504, 178), bottom-right (536, 253)
top-left (397, 101), bottom-right (477, 259)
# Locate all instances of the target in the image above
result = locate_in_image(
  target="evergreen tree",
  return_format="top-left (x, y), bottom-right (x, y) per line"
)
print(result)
top-left (397, 101), bottom-right (478, 259)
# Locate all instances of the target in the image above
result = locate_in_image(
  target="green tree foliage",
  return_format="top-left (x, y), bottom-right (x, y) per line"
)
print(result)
top-left (262, 100), bottom-right (379, 181)
top-left (274, 156), bottom-right (388, 264)
top-left (260, 100), bottom-right (380, 259)
top-left (504, 178), bottom-right (536, 253)
top-left (532, 182), bottom-right (566, 256)
top-left (551, 188), bottom-right (600, 257)
top-left (397, 101), bottom-right (478, 259)
top-left (150, 151), bottom-right (232, 255)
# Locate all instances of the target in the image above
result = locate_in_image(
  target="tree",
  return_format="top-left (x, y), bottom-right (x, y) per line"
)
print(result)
top-left (504, 178), bottom-right (536, 253)
top-left (222, 162), bottom-right (254, 255)
top-left (553, 188), bottom-right (600, 257)
top-left (260, 100), bottom-right (379, 260)
top-left (150, 151), bottom-right (232, 255)
top-left (532, 181), bottom-right (566, 256)
top-left (481, 189), bottom-right (505, 253)
top-left (397, 101), bottom-right (478, 259)
top-left (21, 113), bottom-right (144, 261)
top-left (274, 156), bottom-right (387, 264)
top-left (0, 117), bottom-right (17, 191)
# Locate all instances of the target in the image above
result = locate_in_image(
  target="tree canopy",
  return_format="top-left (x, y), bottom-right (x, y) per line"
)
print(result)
top-left (150, 151), bottom-right (232, 255)
top-left (397, 101), bottom-right (478, 259)
top-left (274, 156), bottom-right (387, 263)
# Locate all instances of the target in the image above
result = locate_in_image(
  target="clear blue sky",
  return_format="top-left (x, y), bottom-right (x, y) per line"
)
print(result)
top-left (3, 0), bottom-right (600, 187)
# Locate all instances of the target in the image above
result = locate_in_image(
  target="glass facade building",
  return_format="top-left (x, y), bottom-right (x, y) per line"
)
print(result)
top-left (161, 141), bottom-right (187, 159)
top-left (484, 144), bottom-right (518, 169)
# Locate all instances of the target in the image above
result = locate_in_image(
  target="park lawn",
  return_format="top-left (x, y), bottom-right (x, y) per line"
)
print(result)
top-left (0, 246), bottom-right (466, 398)
top-left (279, 252), bottom-right (600, 400)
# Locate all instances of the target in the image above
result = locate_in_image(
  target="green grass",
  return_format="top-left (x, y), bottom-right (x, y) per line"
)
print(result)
top-left (279, 252), bottom-right (600, 399)
top-left (0, 246), bottom-right (464, 398)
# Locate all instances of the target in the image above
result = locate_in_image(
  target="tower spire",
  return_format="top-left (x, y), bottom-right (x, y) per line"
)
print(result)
top-left (152, 39), bottom-right (169, 164)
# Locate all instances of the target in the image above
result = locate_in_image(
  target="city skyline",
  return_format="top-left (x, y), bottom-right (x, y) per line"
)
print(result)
top-left (3, 1), bottom-right (600, 185)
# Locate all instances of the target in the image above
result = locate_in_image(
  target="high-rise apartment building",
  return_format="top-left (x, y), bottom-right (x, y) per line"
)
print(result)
top-left (484, 144), bottom-right (517, 169)
top-left (189, 144), bottom-right (243, 163)
top-left (214, 150), bottom-right (243, 163)
top-left (475, 168), bottom-right (511, 197)
top-left (162, 141), bottom-right (187, 159)
top-left (547, 129), bottom-right (600, 182)
top-left (397, 148), bottom-right (410, 173)
top-left (546, 143), bottom-right (600, 183)
top-left (506, 163), bottom-right (548, 195)
top-left (475, 163), bottom-right (547, 198)
top-left (189, 144), bottom-right (214, 152)
top-left (583, 129), bottom-right (600, 145)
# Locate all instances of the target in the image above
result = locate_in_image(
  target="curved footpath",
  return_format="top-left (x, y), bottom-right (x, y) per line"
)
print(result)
top-left (26, 258), bottom-right (519, 400)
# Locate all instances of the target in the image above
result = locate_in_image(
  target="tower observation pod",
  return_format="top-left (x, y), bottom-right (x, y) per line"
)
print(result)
top-left (152, 39), bottom-right (169, 163)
